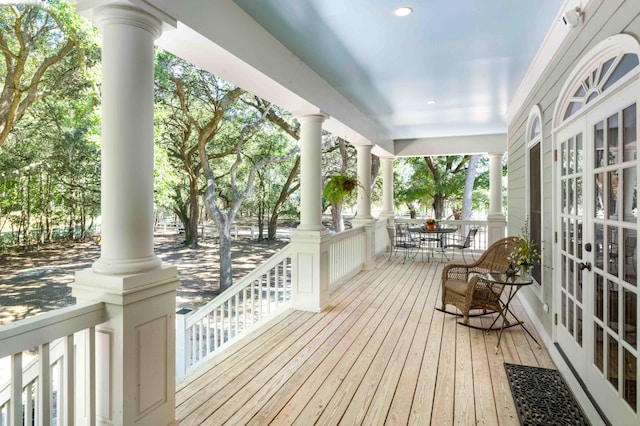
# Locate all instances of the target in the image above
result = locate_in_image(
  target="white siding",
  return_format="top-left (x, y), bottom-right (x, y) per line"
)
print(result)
top-left (507, 0), bottom-right (640, 335)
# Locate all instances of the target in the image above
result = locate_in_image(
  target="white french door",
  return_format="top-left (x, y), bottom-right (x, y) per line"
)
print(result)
top-left (555, 93), bottom-right (638, 424)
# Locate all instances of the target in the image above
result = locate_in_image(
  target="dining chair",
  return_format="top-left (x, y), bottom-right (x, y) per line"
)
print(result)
top-left (444, 227), bottom-right (478, 264)
top-left (387, 224), bottom-right (419, 263)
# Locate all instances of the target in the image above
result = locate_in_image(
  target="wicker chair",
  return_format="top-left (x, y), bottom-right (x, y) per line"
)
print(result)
top-left (440, 236), bottom-right (520, 325)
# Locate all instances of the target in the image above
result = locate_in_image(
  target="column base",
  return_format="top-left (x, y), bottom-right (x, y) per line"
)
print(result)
top-left (296, 224), bottom-right (327, 232)
top-left (351, 217), bottom-right (374, 228)
top-left (72, 264), bottom-right (178, 305)
top-left (71, 265), bottom-right (179, 426)
top-left (291, 230), bottom-right (331, 312)
top-left (487, 214), bottom-right (507, 244)
top-left (92, 254), bottom-right (163, 276)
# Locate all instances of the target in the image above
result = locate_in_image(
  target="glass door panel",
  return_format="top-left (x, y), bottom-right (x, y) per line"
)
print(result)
top-left (590, 103), bottom-right (638, 414)
top-left (559, 131), bottom-right (586, 351)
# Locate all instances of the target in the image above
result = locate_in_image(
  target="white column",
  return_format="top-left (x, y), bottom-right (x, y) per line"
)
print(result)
top-left (354, 144), bottom-right (373, 222)
top-left (352, 145), bottom-right (375, 270)
top-left (379, 157), bottom-right (395, 220)
top-left (291, 113), bottom-right (330, 312)
top-left (487, 152), bottom-right (507, 243)
top-left (71, 5), bottom-right (179, 425)
top-left (92, 5), bottom-right (161, 275)
top-left (488, 152), bottom-right (504, 217)
top-left (297, 114), bottom-right (327, 231)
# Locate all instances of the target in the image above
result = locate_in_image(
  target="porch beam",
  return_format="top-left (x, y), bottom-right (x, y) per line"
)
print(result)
top-left (394, 133), bottom-right (507, 156)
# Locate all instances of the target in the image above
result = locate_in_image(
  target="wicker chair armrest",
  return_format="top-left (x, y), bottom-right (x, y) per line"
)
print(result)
top-left (442, 263), bottom-right (471, 282)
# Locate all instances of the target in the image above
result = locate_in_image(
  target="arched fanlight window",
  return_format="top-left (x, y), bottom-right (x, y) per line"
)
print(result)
top-left (555, 34), bottom-right (640, 127)
top-left (529, 114), bottom-right (541, 140)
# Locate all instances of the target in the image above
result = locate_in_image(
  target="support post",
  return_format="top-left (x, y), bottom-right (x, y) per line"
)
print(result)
top-left (487, 152), bottom-right (507, 243)
top-left (175, 308), bottom-right (192, 380)
top-left (379, 157), bottom-right (395, 221)
top-left (352, 144), bottom-right (375, 270)
top-left (291, 114), bottom-right (330, 312)
top-left (70, 4), bottom-right (179, 425)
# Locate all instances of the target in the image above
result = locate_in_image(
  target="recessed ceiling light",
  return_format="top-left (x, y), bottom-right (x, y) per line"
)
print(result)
top-left (394, 7), bottom-right (413, 17)
top-left (427, 100), bottom-right (437, 105)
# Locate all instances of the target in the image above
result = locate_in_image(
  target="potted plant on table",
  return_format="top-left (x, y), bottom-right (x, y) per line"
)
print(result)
top-left (509, 218), bottom-right (541, 280)
top-left (425, 218), bottom-right (437, 231)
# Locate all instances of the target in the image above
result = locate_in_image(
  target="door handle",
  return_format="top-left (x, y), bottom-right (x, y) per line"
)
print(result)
top-left (578, 261), bottom-right (592, 271)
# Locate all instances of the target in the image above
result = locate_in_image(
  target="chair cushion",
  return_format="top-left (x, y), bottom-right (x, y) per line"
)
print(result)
top-left (444, 279), bottom-right (469, 296)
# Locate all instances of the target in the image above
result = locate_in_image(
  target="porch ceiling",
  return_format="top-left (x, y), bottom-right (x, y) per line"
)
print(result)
top-left (145, 0), bottom-right (563, 156)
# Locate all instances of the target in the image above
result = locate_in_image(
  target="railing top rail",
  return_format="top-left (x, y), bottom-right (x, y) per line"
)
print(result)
top-left (185, 244), bottom-right (294, 327)
top-left (328, 225), bottom-right (366, 243)
top-left (395, 218), bottom-right (488, 225)
top-left (0, 301), bottom-right (105, 358)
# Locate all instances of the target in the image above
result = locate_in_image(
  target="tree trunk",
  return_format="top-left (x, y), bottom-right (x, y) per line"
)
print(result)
top-left (268, 157), bottom-right (300, 240)
top-left (267, 212), bottom-right (279, 240)
top-left (370, 154), bottom-right (380, 193)
top-left (185, 178), bottom-right (200, 247)
top-left (407, 202), bottom-right (417, 219)
top-left (433, 195), bottom-right (446, 219)
top-left (462, 155), bottom-right (479, 220)
top-left (218, 222), bottom-right (233, 291)
top-left (331, 202), bottom-right (344, 232)
top-left (257, 198), bottom-right (265, 240)
top-left (38, 172), bottom-right (45, 244)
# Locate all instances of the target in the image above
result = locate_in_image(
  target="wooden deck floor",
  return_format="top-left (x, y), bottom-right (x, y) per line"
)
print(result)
top-left (176, 255), bottom-right (555, 425)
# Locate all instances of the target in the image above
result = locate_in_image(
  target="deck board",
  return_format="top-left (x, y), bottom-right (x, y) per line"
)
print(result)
top-left (176, 255), bottom-right (556, 425)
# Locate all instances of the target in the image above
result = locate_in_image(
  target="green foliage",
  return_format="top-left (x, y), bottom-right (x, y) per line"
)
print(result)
top-left (323, 174), bottom-right (358, 205)
top-left (394, 155), bottom-right (491, 217)
top-left (0, 1), bottom-right (101, 244)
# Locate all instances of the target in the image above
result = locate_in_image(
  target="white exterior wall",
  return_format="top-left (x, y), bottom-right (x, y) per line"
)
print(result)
top-left (508, 0), bottom-right (640, 338)
top-left (507, 2), bottom-right (640, 422)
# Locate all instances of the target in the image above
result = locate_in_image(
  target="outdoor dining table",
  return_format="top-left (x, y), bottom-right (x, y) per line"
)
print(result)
top-left (408, 226), bottom-right (457, 261)
top-left (475, 272), bottom-right (541, 353)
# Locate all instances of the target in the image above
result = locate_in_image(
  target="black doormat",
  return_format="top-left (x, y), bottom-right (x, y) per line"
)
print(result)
top-left (504, 363), bottom-right (590, 425)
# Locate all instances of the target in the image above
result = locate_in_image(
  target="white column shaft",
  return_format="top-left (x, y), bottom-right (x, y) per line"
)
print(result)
top-left (489, 152), bottom-right (504, 216)
top-left (298, 114), bottom-right (326, 231)
top-left (356, 145), bottom-right (372, 220)
top-left (93, 6), bottom-right (161, 275)
top-left (380, 157), bottom-right (394, 217)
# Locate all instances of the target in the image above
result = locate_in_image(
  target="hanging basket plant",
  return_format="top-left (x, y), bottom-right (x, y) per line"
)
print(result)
top-left (323, 174), bottom-right (358, 205)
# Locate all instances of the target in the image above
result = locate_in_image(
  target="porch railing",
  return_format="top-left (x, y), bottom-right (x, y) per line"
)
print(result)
top-left (175, 244), bottom-right (294, 379)
top-left (0, 301), bottom-right (105, 426)
top-left (176, 223), bottom-right (385, 378)
top-left (328, 226), bottom-right (366, 290)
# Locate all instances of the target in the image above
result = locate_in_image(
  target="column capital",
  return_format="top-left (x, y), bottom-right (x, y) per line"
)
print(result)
top-left (296, 112), bottom-right (330, 123)
top-left (75, 1), bottom-right (176, 36)
top-left (355, 144), bottom-right (372, 153)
